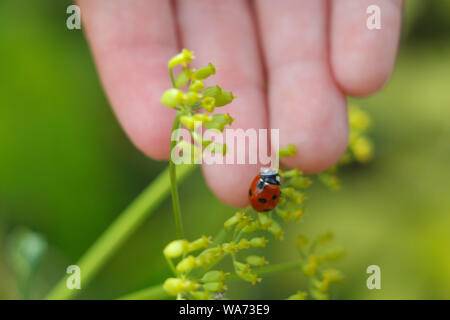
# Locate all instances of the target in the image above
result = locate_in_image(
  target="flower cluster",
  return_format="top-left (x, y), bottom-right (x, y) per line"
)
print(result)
top-left (161, 49), bottom-right (236, 160)
top-left (318, 104), bottom-right (374, 190)
top-left (160, 49), bottom-right (374, 300)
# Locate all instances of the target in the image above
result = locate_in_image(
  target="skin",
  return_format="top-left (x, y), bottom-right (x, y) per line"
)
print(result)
top-left (77, 0), bottom-right (402, 207)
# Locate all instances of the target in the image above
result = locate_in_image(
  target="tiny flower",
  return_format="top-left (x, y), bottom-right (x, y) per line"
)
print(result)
top-left (257, 213), bottom-right (273, 229)
top-left (268, 220), bottom-right (284, 239)
top-left (176, 255), bottom-right (197, 273)
top-left (161, 88), bottom-right (184, 108)
top-left (237, 271), bottom-right (261, 285)
top-left (203, 281), bottom-right (227, 292)
top-left (323, 248), bottom-right (347, 261)
top-left (163, 277), bottom-right (199, 296)
top-left (184, 91), bottom-right (203, 106)
top-left (246, 255), bottom-right (268, 267)
top-left (280, 168), bottom-right (301, 178)
top-left (189, 80), bottom-right (204, 92)
top-left (202, 97), bottom-right (216, 113)
top-left (202, 86), bottom-right (235, 107)
top-left (352, 136), bottom-right (373, 163)
top-left (168, 48), bottom-right (195, 68)
top-left (233, 261), bottom-right (251, 273)
top-left (249, 237), bottom-right (268, 248)
top-left (224, 211), bottom-right (246, 228)
top-left (303, 254), bottom-right (319, 277)
top-left (201, 270), bottom-right (229, 283)
top-left (180, 115), bottom-right (195, 130)
top-left (296, 235), bottom-right (309, 248)
top-left (192, 113), bottom-right (212, 123)
top-left (163, 239), bottom-right (189, 259)
top-left (292, 208), bottom-right (305, 221)
top-left (188, 235), bottom-right (212, 253)
top-left (286, 291), bottom-right (307, 300)
top-left (279, 144), bottom-right (297, 158)
top-left (222, 241), bottom-right (239, 254)
top-left (204, 113), bottom-right (234, 132)
top-left (194, 63), bottom-right (216, 80)
top-left (237, 238), bottom-right (251, 250)
top-left (190, 291), bottom-right (211, 300)
top-left (175, 69), bottom-right (192, 88)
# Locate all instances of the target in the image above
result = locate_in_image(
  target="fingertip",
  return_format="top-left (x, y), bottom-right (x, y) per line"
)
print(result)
top-left (202, 164), bottom-right (257, 208)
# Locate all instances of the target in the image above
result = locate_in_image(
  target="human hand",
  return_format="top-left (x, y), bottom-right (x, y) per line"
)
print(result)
top-left (77, 0), bottom-right (402, 207)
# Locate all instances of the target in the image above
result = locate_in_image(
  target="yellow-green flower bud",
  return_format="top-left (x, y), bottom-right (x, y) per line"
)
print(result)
top-left (176, 255), bottom-right (197, 273)
top-left (279, 144), bottom-right (297, 158)
top-left (349, 104), bottom-right (371, 131)
top-left (224, 211), bottom-right (246, 227)
top-left (246, 255), bottom-right (268, 267)
top-left (268, 220), bottom-right (284, 239)
top-left (163, 277), bottom-right (199, 296)
top-left (202, 97), bottom-right (216, 113)
top-left (168, 49), bottom-right (195, 68)
top-left (249, 237), bottom-right (268, 248)
top-left (201, 270), bottom-right (229, 283)
top-left (222, 241), bottom-right (239, 254)
top-left (188, 235), bottom-right (212, 253)
top-left (161, 88), bottom-right (184, 108)
top-left (175, 69), bottom-right (192, 88)
top-left (163, 239), bottom-right (189, 259)
top-left (194, 63), bottom-right (216, 80)
top-left (276, 208), bottom-right (290, 221)
top-left (287, 291), bottom-right (307, 300)
top-left (280, 168), bottom-right (301, 178)
top-left (292, 208), bottom-right (305, 221)
top-left (203, 281), bottom-right (226, 292)
top-left (184, 91), bottom-right (202, 106)
top-left (242, 221), bottom-right (260, 233)
top-left (237, 271), bottom-right (261, 285)
top-left (322, 269), bottom-right (343, 283)
top-left (233, 261), bottom-right (251, 273)
top-left (237, 238), bottom-right (250, 250)
top-left (196, 246), bottom-right (223, 267)
top-left (192, 113), bottom-right (212, 123)
top-left (180, 115), bottom-right (195, 130)
top-left (296, 235), bottom-right (309, 248)
top-left (257, 213), bottom-right (273, 229)
top-left (303, 254), bottom-right (319, 277)
top-left (189, 80), bottom-right (204, 92)
top-left (190, 291), bottom-right (211, 300)
top-left (202, 86), bottom-right (235, 107)
top-left (352, 136), bottom-right (373, 163)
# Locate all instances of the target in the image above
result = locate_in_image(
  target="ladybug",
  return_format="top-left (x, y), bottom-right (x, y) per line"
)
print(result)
top-left (248, 168), bottom-right (281, 212)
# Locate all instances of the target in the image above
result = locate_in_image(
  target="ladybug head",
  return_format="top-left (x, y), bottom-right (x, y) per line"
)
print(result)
top-left (260, 168), bottom-right (281, 186)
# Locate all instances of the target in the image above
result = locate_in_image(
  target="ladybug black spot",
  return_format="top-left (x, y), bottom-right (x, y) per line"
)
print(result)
top-left (272, 195), bottom-right (277, 200)
top-left (258, 198), bottom-right (267, 204)
top-left (248, 189), bottom-right (252, 196)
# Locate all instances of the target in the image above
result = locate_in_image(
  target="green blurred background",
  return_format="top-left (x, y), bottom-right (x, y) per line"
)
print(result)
top-left (1, 0), bottom-right (449, 299)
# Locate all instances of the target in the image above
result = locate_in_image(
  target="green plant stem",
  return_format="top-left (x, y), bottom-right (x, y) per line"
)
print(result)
top-left (45, 164), bottom-right (194, 300)
top-left (119, 284), bottom-right (169, 300)
top-left (169, 113), bottom-right (184, 238)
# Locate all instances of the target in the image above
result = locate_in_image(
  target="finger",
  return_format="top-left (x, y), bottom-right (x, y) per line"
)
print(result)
top-left (255, 0), bottom-right (348, 173)
top-left (176, 0), bottom-right (267, 207)
top-left (77, 0), bottom-right (178, 159)
top-left (330, 0), bottom-right (403, 96)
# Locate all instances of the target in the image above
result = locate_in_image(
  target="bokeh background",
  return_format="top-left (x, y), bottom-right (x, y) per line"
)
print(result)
top-left (1, 0), bottom-right (449, 299)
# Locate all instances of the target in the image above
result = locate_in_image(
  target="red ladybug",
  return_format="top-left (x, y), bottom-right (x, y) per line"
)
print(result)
top-left (248, 168), bottom-right (281, 212)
